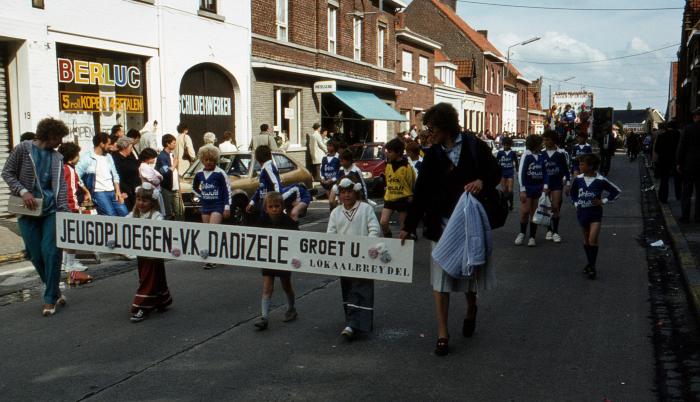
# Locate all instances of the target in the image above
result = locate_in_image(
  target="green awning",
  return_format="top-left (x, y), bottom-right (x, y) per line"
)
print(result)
top-left (331, 90), bottom-right (408, 121)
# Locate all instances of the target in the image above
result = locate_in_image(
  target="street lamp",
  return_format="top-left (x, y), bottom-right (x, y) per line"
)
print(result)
top-left (548, 76), bottom-right (576, 109)
top-left (506, 36), bottom-right (541, 77)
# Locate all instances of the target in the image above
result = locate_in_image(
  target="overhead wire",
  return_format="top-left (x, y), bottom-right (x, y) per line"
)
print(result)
top-left (455, 1), bottom-right (683, 11)
top-left (510, 43), bottom-right (679, 65)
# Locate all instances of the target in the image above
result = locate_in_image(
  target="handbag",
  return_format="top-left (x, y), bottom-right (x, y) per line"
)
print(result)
top-left (465, 134), bottom-right (509, 229)
top-left (7, 157), bottom-right (44, 217)
top-left (182, 135), bottom-right (195, 163)
top-left (532, 193), bottom-right (552, 226)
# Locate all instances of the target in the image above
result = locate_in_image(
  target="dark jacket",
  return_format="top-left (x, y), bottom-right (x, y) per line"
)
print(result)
top-left (111, 151), bottom-right (140, 211)
top-left (654, 129), bottom-right (680, 170)
top-left (256, 213), bottom-right (299, 230)
top-left (155, 150), bottom-right (175, 191)
top-left (404, 133), bottom-right (501, 242)
top-left (677, 121), bottom-right (700, 175)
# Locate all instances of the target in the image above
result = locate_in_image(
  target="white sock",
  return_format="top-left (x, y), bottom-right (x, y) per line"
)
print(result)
top-left (66, 253), bottom-right (76, 266)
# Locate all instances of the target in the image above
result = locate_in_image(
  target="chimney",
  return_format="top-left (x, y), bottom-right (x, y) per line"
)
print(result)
top-left (439, 0), bottom-right (457, 11)
top-left (478, 30), bottom-right (488, 39)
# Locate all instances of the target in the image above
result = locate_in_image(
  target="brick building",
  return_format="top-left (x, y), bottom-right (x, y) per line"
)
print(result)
top-left (674, 0), bottom-right (700, 125)
top-left (395, 15), bottom-right (442, 131)
top-left (528, 78), bottom-right (546, 134)
top-left (251, 0), bottom-right (408, 165)
top-left (404, 0), bottom-right (506, 137)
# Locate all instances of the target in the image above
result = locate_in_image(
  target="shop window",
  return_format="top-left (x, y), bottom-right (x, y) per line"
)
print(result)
top-left (353, 17), bottom-right (362, 61)
top-left (274, 87), bottom-right (301, 145)
top-left (377, 25), bottom-right (386, 67)
top-left (32, 0), bottom-right (44, 8)
top-left (200, 0), bottom-right (216, 13)
top-left (402, 51), bottom-right (412, 81)
top-left (328, 5), bottom-right (337, 54)
top-left (419, 56), bottom-right (428, 84)
top-left (277, 0), bottom-right (289, 42)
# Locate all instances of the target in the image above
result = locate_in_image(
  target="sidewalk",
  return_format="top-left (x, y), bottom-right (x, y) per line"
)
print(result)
top-left (0, 217), bottom-right (26, 264)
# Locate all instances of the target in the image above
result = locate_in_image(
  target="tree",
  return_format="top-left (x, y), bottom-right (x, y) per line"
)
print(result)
top-left (626, 101), bottom-right (632, 111)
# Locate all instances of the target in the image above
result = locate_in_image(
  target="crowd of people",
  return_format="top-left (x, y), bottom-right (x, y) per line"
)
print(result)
top-left (2, 101), bottom-right (629, 357)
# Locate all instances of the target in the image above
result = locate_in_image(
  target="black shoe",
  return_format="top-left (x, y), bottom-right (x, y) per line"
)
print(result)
top-left (462, 306), bottom-right (478, 337)
top-left (254, 318), bottom-right (269, 330)
top-left (435, 337), bottom-right (449, 356)
top-left (583, 264), bottom-right (592, 275)
top-left (130, 309), bottom-right (146, 323)
top-left (587, 265), bottom-right (597, 280)
top-left (203, 263), bottom-right (216, 270)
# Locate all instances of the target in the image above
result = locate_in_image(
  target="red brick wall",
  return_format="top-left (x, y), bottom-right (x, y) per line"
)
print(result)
top-left (395, 40), bottom-right (436, 120)
top-left (484, 60), bottom-right (503, 135)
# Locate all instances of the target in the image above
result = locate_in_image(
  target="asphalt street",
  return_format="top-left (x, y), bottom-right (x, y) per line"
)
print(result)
top-left (0, 157), bottom-right (656, 401)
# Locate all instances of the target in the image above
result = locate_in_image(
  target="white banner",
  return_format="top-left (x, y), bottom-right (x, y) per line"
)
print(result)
top-left (55, 213), bottom-right (415, 283)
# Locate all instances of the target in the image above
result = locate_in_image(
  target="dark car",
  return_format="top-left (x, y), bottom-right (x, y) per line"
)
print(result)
top-left (348, 142), bottom-right (386, 195)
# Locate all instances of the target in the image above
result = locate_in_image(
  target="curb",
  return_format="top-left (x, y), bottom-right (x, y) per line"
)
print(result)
top-left (0, 252), bottom-right (26, 266)
top-left (644, 161), bottom-right (700, 316)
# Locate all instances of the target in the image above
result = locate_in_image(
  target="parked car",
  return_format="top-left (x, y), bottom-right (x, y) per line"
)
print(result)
top-left (348, 142), bottom-right (386, 196)
top-left (512, 138), bottom-right (526, 157)
top-left (180, 151), bottom-right (313, 224)
top-left (482, 139), bottom-right (498, 157)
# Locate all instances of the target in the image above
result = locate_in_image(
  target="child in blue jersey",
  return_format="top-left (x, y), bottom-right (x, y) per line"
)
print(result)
top-left (320, 141), bottom-right (341, 200)
top-left (542, 130), bottom-right (571, 243)
top-left (282, 183), bottom-right (311, 221)
top-left (329, 150), bottom-right (368, 209)
top-left (570, 154), bottom-right (621, 279)
top-left (192, 145), bottom-right (231, 269)
top-left (515, 135), bottom-right (547, 247)
top-left (496, 137), bottom-right (518, 210)
top-left (246, 145), bottom-right (283, 217)
top-left (571, 132), bottom-right (593, 176)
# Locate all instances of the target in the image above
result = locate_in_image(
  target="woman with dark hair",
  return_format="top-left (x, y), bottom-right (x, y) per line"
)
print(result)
top-left (219, 130), bottom-right (239, 153)
top-left (2, 118), bottom-right (69, 316)
top-left (126, 128), bottom-right (142, 157)
top-left (112, 137), bottom-right (141, 211)
top-left (400, 103), bottom-right (500, 356)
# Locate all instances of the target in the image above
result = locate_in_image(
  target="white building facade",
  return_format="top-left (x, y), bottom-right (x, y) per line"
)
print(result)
top-left (0, 0), bottom-right (251, 159)
top-left (502, 88), bottom-right (517, 134)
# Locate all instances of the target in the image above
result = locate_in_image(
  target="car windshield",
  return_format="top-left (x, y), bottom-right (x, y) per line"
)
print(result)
top-left (513, 140), bottom-right (526, 148)
top-left (353, 145), bottom-right (385, 161)
top-left (183, 154), bottom-right (237, 178)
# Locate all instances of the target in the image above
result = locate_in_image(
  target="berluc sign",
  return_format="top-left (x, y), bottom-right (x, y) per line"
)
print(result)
top-left (313, 80), bottom-right (337, 93)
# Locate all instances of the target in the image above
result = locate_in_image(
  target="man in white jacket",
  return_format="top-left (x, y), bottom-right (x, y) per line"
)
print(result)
top-left (308, 123), bottom-right (327, 180)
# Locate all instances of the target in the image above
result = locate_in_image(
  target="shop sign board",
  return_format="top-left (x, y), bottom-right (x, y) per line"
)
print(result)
top-left (314, 80), bottom-right (337, 93)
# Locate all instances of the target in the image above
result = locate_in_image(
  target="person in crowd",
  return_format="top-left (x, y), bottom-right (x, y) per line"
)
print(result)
top-left (175, 122), bottom-right (196, 178)
top-left (111, 124), bottom-right (124, 139)
top-left (626, 130), bottom-right (641, 161)
top-left (571, 132), bottom-right (593, 177)
top-left (58, 142), bottom-right (90, 273)
top-left (570, 154), bottom-right (621, 279)
top-left (139, 121), bottom-right (159, 154)
top-left (380, 138), bottom-right (416, 238)
top-left (156, 134), bottom-right (180, 220)
top-left (327, 175), bottom-right (380, 341)
top-left (249, 124), bottom-right (278, 152)
top-left (2, 118), bottom-right (69, 316)
top-left (247, 145), bottom-right (283, 218)
top-left (218, 130), bottom-right (238, 153)
top-left (126, 128), bottom-right (142, 158)
top-left (496, 137), bottom-right (518, 210)
top-left (76, 132), bottom-right (128, 216)
top-left (20, 132), bottom-right (35, 142)
top-left (599, 128), bottom-right (616, 176)
top-left (677, 108), bottom-right (700, 223)
top-left (138, 148), bottom-right (166, 216)
top-left (329, 149), bottom-right (368, 209)
top-left (308, 123), bottom-right (327, 180)
top-left (193, 145), bottom-right (231, 269)
top-left (405, 141), bottom-right (423, 178)
top-left (410, 124), bottom-right (419, 141)
top-left (400, 103), bottom-right (500, 357)
top-left (654, 122), bottom-right (682, 204)
top-left (128, 183), bottom-right (172, 322)
top-left (542, 130), bottom-right (571, 244)
top-left (108, 132), bottom-right (120, 153)
top-left (515, 134), bottom-right (547, 247)
top-left (202, 132), bottom-right (217, 148)
top-left (282, 183), bottom-right (311, 221)
top-left (112, 137), bottom-right (141, 212)
top-left (320, 141), bottom-right (341, 203)
top-left (253, 192), bottom-right (299, 330)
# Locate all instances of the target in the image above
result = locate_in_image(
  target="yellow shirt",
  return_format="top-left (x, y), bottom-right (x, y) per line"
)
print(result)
top-left (384, 161), bottom-right (416, 201)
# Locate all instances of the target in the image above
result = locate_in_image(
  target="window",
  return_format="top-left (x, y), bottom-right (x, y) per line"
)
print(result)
top-left (402, 51), bottom-right (413, 81)
top-left (32, 0), bottom-right (44, 8)
top-left (377, 26), bottom-right (386, 67)
top-left (353, 17), bottom-right (362, 61)
top-left (485, 68), bottom-right (489, 93)
top-left (276, 0), bottom-right (288, 42)
top-left (496, 70), bottom-right (500, 94)
top-left (200, 0), bottom-right (216, 13)
top-left (273, 154), bottom-right (296, 173)
top-left (490, 70), bottom-right (495, 93)
top-left (419, 56), bottom-right (428, 84)
top-left (328, 6), bottom-right (337, 53)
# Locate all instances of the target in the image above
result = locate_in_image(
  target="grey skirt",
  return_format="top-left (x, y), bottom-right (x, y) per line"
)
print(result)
top-left (430, 242), bottom-right (496, 293)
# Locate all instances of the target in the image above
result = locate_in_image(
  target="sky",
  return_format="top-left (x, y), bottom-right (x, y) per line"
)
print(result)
top-left (405, 0), bottom-right (683, 113)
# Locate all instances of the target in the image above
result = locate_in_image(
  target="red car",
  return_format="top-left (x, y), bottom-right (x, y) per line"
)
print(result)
top-left (348, 142), bottom-right (386, 195)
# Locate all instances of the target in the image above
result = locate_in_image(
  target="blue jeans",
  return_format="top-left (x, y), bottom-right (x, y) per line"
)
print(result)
top-left (93, 191), bottom-right (128, 217)
top-left (18, 213), bottom-right (61, 304)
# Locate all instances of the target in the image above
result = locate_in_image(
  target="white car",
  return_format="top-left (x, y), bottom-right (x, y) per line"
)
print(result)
top-left (511, 139), bottom-right (526, 157)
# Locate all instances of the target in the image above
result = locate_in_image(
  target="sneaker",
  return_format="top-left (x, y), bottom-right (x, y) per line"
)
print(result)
top-left (42, 304), bottom-right (56, 316)
top-left (341, 326), bottom-right (355, 340)
top-left (254, 317), bottom-right (269, 330)
top-left (527, 238), bottom-right (536, 247)
top-left (545, 231), bottom-right (553, 241)
top-left (203, 263), bottom-right (216, 270)
top-left (283, 309), bottom-right (298, 322)
top-left (587, 266), bottom-right (597, 280)
top-left (552, 233), bottom-right (562, 243)
top-left (67, 261), bottom-right (88, 272)
top-left (130, 309), bottom-right (146, 323)
top-left (514, 233), bottom-right (526, 246)
top-left (57, 294), bottom-right (67, 307)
